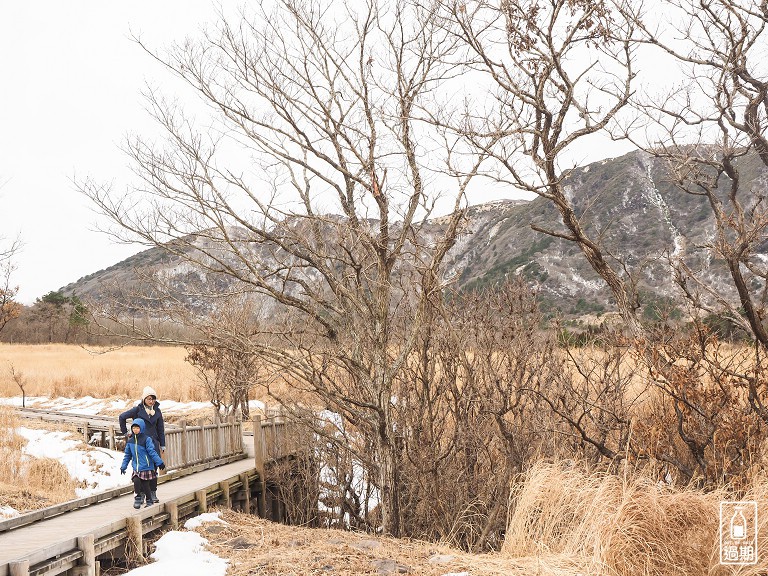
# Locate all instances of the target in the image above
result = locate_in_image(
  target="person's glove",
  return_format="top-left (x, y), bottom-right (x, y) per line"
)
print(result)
top-left (120, 468), bottom-right (126, 475)
top-left (158, 463), bottom-right (166, 471)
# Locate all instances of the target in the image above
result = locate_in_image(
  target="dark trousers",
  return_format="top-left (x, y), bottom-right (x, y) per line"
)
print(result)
top-left (133, 476), bottom-right (153, 502)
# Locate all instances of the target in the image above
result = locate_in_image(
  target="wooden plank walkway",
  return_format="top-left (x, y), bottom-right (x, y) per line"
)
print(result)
top-left (0, 458), bottom-right (257, 574)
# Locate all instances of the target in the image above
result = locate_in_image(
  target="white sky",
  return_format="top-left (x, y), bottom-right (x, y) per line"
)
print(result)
top-left (0, 2), bottom-right (222, 304)
top-left (0, 2), bottom-right (653, 305)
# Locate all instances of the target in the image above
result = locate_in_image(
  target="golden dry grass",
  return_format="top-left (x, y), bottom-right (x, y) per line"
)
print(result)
top-left (0, 343), bottom-right (204, 401)
top-left (502, 460), bottom-right (768, 576)
top-left (0, 405), bottom-right (78, 511)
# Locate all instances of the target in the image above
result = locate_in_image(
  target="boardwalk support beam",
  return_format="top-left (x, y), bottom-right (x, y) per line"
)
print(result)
top-left (9, 560), bottom-right (29, 576)
top-left (75, 534), bottom-right (96, 576)
top-left (253, 416), bottom-right (266, 518)
top-left (239, 473), bottom-right (251, 513)
top-left (196, 489), bottom-right (208, 514)
top-left (166, 501), bottom-right (179, 530)
top-left (221, 480), bottom-right (231, 509)
top-left (126, 516), bottom-right (143, 563)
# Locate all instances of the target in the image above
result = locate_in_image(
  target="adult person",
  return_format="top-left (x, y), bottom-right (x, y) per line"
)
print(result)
top-left (119, 386), bottom-right (166, 504)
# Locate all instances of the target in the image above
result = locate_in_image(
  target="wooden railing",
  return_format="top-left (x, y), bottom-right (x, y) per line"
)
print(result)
top-left (163, 421), bottom-right (243, 469)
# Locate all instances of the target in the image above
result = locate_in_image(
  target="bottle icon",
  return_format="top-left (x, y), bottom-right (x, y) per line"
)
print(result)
top-left (731, 508), bottom-right (747, 540)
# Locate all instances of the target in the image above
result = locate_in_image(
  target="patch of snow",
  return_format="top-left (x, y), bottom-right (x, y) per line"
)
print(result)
top-left (0, 505), bottom-right (19, 519)
top-left (123, 531), bottom-right (228, 576)
top-left (0, 396), bottom-right (49, 407)
top-left (157, 399), bottom-right (212, 413)
top-left (487, 221), bottom-right (503, 243)
top-left (569, 271), bottom-right (604, 292)
top-left (642, 163), bottom-right (684, 258)
top-left (429, 554), bottom-right (456, 564)
top-left (184, 512), bottom-right (228, 529)
top-left (54, 396), bottom-right (111, 415)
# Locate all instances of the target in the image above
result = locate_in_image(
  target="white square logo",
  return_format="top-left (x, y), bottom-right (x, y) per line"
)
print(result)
top-left (720, 501), bottom-right (758, 565)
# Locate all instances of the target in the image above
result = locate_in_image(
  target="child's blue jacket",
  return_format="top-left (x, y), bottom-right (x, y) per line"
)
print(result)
top-left (120, 418), bottom-right (165, 473)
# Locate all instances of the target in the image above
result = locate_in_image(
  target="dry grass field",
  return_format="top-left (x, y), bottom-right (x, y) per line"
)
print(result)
top-left (0, 343), bottom-right (203, 401)
top-left (0, 406), bottom-right (80, 512)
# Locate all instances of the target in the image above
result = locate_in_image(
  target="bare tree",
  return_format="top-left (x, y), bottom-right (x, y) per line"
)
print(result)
top-left (0, 236), bottom-right (22, 334)
top-left (81, 0), bottom-right (482, 536)
top-left (185, 296), bottom-right (262, 421)
top-left (440, 0), bottom-right (643, 333)
top-left (627, 0), bottom-right (768, 349)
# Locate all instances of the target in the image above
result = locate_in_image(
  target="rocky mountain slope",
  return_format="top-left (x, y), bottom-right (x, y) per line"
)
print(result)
top-left (61, 149), bottom-right (767, 318)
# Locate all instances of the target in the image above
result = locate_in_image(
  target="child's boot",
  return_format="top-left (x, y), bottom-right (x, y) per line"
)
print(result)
top-left (151, 491), bottom-right (159, 503)
top-left (133, 494), bottom-right (143, 509)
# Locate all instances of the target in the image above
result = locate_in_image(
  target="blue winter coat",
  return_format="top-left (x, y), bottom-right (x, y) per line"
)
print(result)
top-left (119, 401), bottom-right (166, 449)
top-left (120, 418), bottom-right (165, 473)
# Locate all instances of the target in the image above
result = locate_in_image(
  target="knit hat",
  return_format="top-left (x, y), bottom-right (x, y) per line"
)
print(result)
top-left (142, 386), bottom-right (158, 401)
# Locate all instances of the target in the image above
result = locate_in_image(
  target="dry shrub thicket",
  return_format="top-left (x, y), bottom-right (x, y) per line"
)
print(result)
top-left (0, 406), bottom-right (78, 508)
top-left (265, 283), bottom-right (768, 568)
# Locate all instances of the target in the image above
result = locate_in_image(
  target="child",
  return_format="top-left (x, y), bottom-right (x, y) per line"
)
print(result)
top-left (120, 418), bottom-right (165, 509)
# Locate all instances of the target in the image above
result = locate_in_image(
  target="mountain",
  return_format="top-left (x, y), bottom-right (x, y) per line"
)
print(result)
top-left (60, 149), bottom-right (766, 319)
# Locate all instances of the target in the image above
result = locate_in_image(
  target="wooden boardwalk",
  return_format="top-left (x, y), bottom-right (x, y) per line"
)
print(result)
top-left (0, 457), bottom-right (259, 575)
top-left (0, 412), bottom-right (294, 576)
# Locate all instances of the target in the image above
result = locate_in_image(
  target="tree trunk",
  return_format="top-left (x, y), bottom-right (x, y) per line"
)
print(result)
top-left (375, 433), bottom-right (401, 537)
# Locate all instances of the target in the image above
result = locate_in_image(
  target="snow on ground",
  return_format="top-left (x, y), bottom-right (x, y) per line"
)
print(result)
top-left (0, 505), bottom-right (19, 519)
top-left (184, 512), bottom-right (228, 529)
top-left (124, 514), bottom-right (229, 576)
top-left (0, 396), bottom-right (260, 571)
top-left (0, 395), bottom-right (265, 417)
top-left (17, 427), bottom-right (131, 497)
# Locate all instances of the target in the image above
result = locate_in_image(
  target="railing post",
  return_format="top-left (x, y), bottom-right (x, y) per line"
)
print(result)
top-left (197, 418), bottom-right (206, 462)
top-left (181, 420), bottom-right (189, 467)
top-left (77, 534), bottom-right (96, 576)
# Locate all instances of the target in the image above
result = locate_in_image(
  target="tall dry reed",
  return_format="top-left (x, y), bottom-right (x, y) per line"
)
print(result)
top-left (503, 461), bottom-right (768, 576)
top-left (0, 405), bottom-right (78, 505)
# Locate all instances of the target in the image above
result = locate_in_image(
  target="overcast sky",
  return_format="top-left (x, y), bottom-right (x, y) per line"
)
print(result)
top-left (0, 2), bottom-right (223, 303)
top-left (0, 1), bottom-right (645, 305)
